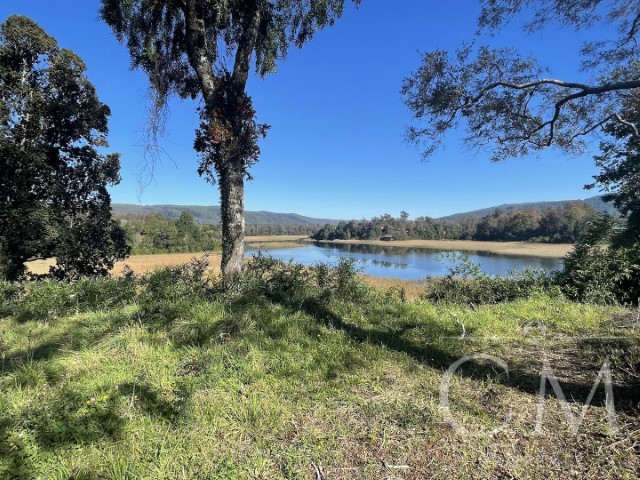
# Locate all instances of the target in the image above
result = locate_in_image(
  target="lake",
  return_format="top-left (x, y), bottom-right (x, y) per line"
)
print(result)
top-left (245, 242), bottom-right (564, 281)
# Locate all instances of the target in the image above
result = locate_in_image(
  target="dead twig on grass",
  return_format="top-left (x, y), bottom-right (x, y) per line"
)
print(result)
top-left (310, 461), bottom-right (325, 480)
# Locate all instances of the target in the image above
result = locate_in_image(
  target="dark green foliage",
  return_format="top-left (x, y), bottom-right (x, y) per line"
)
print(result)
top-left (557, 90), bottom-right (640, 305)
top-left (424, 254), bottom-right (557, 305)
top-left (588, 95), bottom-right (640, 246)
top-left (0, 16), bottom-right (129, 280)
top-left (119, 213), bottom-right (222, 254)
top-left (313, 204), bottom-right (597, 243)
top-left (559, 214), bottom-right (640, 305)
top-left (242, 253), bottom-right (367, 305)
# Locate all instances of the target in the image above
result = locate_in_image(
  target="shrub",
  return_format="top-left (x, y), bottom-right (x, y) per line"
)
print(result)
top-left (0, 280), bottom-right (21, 317)
top-left (558, 216), bottom-right (640, 305)
top-left (424, 253), bottom-right (557, 305)
top-left (73, 268), bottom-right (137, 311)
top-left (13, 280), bottom-right (78, 321)
top-left (136, 255), bottom-right (214, 321)
top-left (243, 253), bottom-right (367, 306)
top-left (4, 269), bottom-right (139, 321)
top-left (424, 270), bottom-right (557, 305)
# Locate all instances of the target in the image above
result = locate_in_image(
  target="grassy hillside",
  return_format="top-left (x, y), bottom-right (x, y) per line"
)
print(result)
top-left (0, 262), bottom-right (638, 479)
top-left (112, 203), bottom-right (340, 226)
top-left (440, 195), bottom-right (619, 221)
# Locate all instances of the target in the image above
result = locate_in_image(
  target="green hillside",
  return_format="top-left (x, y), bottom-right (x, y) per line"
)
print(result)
top-left (112, 204), bottom-right (340, 225)
top-left (439, 195), bottom-right (619, 221)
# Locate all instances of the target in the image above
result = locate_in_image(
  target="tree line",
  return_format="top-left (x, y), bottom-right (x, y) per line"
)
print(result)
top-left (245, 223), bottom-right (322, 237)
top-left (118, 213), bottom-right (221, 255)
top-left (117, 213), bottom-right (320, 255)
top-left (312, 203), bottom-right (599, 243)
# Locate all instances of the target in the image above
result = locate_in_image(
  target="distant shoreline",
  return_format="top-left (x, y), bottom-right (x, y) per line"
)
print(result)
top-left (26, 237), bottom-right (572, 276)
top-left (305, 238), bottom-right (573, 258)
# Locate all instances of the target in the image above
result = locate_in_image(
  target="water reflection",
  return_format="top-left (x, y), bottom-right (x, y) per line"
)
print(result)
top-left (244, 241), bottom-right (564, 281)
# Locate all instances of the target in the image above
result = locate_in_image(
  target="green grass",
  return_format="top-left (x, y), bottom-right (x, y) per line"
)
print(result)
top-left (0, 274), bottom-right (639, 479)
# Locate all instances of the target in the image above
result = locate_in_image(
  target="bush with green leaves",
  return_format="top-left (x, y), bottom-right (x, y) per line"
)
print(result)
top-left (2, 271), bottom-right (139, 322)
top-left (136, 256), bottom-right (214, 322)
top-left (424, 253), bottom-right (557, 305)
top-left (242, 253), bottom-right (367, 306)
top-left (558, 214), bottom-right (640, 305)
top-left (0, 280), bottom-right (21, 317)
top-left (73, 269), bottom-right (137, 311)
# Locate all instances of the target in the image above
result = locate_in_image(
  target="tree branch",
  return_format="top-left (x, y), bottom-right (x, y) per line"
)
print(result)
top-left (184, 0), bottom-right (217, 104)
top-left (614, 113), bottom-right (640, 136)
top-left (469, 78), bottom-right (640, 105)
top-left (232, 0), bottom-right (262, 91)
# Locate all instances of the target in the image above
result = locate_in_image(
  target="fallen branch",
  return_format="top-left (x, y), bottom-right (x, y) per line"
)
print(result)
top-left (310, 460), bottom-right (325, 480)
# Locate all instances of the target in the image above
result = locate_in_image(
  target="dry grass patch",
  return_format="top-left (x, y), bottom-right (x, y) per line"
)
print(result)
top-left (110, 252), bottom-right (222, 276)
top-left (362, 275), bottom-right (428, 301)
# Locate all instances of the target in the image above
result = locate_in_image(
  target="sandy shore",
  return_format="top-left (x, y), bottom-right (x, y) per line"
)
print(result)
top-left (308, 239), bottom-right (573, 258)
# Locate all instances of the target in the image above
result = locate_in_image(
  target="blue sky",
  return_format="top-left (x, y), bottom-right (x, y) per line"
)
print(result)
top-left (0, 1), bottom-right (610, 219)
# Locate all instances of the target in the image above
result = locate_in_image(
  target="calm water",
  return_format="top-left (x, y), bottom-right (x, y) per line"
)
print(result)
top-left (244, 242), bottom-right (564, 281)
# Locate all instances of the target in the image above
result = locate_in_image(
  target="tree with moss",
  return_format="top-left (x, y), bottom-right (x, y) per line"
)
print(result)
top-left (100, 0), bottom-right (359, 288)
top-left (0, 15), bottom-right (129, 280)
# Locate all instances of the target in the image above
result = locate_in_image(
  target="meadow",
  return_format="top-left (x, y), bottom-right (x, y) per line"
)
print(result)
top-left (1, 255), bottom-right (639, 479)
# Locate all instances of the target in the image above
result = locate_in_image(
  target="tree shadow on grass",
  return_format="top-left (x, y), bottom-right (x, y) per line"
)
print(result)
top-left (118, 381), bottom-right (192, 424)
top-left (0, 309), bottom-right (196, 478)
top-left (288, 296), bottom-right (640, 416)
top-left (0, 309), bottom-right (135, 378)
top-left (0, 383), bottom-right (125, 478)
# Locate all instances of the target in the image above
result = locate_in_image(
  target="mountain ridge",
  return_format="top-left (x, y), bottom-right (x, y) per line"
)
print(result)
top-left (112, 195), bottom-right (619, 226)
top-left (111, 203), bottom-right (340, 225)
top-left (437, 195), bottom-right (619, 221)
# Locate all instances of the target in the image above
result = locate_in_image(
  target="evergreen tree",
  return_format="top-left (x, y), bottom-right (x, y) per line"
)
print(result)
top-left (0, 16), bottom-right (129, 280)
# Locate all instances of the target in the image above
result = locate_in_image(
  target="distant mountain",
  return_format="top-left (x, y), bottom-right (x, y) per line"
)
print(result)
top-left (111, 203), bottom-right (340, 226)
top-left (438, 195), bottom-right (620, 222)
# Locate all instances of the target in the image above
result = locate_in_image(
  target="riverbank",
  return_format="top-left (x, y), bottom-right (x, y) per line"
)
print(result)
top-left (26, 253), bottom-right (430, 299)
top-left (308, 238), bottom-right (573, 258)
top-left (25, 236), bottom-right (302, 276)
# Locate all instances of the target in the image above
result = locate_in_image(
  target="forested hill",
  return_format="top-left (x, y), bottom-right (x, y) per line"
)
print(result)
top-left (439, 195), bottom-right (619, 221)
top-left (112, 204), bottom-right (340, 225)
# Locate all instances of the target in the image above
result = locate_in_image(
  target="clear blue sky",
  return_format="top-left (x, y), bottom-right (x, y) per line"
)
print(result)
top-left (0, 1), bottom-right (609, 219)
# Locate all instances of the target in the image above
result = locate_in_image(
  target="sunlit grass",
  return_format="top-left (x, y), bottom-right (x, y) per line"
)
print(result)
top-left (0, 277), bottom-right (638, 478)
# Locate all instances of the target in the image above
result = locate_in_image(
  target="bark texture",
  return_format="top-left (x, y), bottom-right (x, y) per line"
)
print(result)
top-left (183, 0), bottom-right (261, 286)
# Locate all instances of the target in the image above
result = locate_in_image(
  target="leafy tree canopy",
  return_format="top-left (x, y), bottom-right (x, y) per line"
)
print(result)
top-left (99, 0), bottom-right (359, 178)
top-left (0, 15), bottom-right (129, 280)
top-left (100, 0), bottom-right (359, 285)
top-left (402, 0), bottom-right (640, 161)
top-left (589, 93), bottom-right (640, 243)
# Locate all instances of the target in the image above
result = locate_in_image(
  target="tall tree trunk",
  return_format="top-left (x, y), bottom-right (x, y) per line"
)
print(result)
top-left (184, 0), bottom-right (260, 289)
top-left (219, 157), bottom-right (245, 287)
